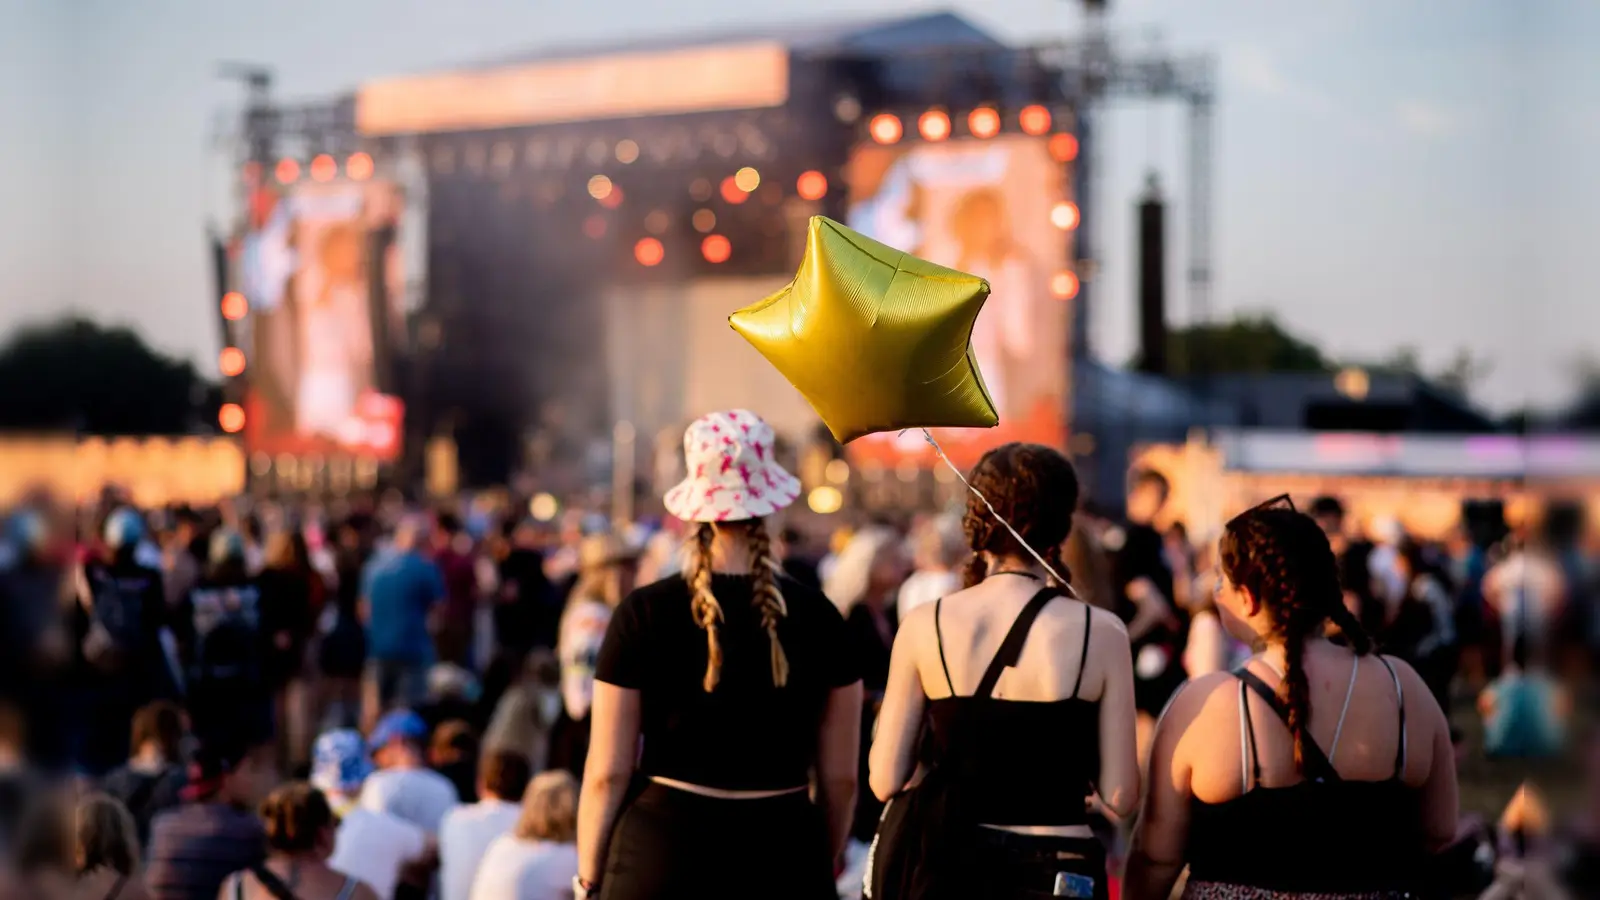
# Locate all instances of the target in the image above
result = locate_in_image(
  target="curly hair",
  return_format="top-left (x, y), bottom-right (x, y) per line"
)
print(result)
top-left (683, 519), bottom-right (789, 692)
top-left (1220, 506), bottom-right (1374, 771)
top-left (960, 442), bottom-right (1080, 589)
top-left (259, 782), bottom-right (334, 855)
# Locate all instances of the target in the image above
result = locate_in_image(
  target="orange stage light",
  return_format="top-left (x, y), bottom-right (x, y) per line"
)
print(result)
top-left (701, 234), bottom-right (732, 264)
top-left (1050, 270), bottom-right (1080, 300)
top-left (796, 170), bottom-right (828, 201)
top-left (346, 152), bottom-right (375, 181)
top-left (918, 110), bottom-right (951, 142)
top-left (218, 404), bottom-right (246, 434)
top-left (220, 292), bottom-right (248, 321)
top-left (968, 107), bottom-right (1001, 139)
top-left (634, 237), bottom-right (665, 267)
top-left (599, 186), bottom-right (625, 209)
top-left (1049, 133), bottom-right (1080, 163)
top-left (869, 113), bottom-right (903, 145)
top-left (1020, 105), bottom-right (1053, 136)
top-left (1050, 201), bottom-right (1081, 231)
top-left (720, 176), bottom-right (748, 205)
top-left (310, 154), bottom-right (337, 182)
top-left (218, 347), bottom-right (246, 377)
top-left (274, 158), bottom-right (300, 184)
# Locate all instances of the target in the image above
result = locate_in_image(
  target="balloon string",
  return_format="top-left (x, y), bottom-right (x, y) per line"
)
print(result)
top-left (917, 428), bottom-right (1073, 592)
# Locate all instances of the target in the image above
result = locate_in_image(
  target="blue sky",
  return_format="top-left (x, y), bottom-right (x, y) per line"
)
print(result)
top-left (0, 0), bottom-right (1593, 412)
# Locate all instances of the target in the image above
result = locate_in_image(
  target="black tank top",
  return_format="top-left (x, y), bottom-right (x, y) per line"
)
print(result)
top-left (922, 588), bottom-right (1099, 827)
top-left (1186, 658), bottom-right (1426, 894)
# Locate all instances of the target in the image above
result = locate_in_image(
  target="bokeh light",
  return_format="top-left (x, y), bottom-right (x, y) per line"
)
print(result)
top-left (220, 292), bottom-right (248, 321)
top-left (1020, 105), bottom-right (1053, 136)
top-left (692, 209), bottom-right (717, 233)
top-left (582, 215), bottom-right (607, 239)
top-left (968, 107), bottom-right (1001, 139)
top-left (1050, 270), bottom-right (1080, 300)
top-left (598, 186), bottom-right (625, 209)
top-left (346, 152), bottom-right (375, 181)
top-left (918, 110), bottom-right (951, 142)
top-left (615, 140), bottom-right (640, 164)
top-left (529, 493), bottom-right (560, 522)
top-left (807, 486), bottom-right (844, 515)
top-left (218, 347), bottom-right (246, 377)
top-left (796, 170), bottom-right (828, 201)
top-left (720, 176), bottom-right (748, 205)
top-left (310, 154), bottom-right (337, 182)
top-left (1050, 201), bottom-right (1081, 231)
top-left (734, 167), bottom-right (761, 192)
top-left (1049, 133), bottom-right (1080, 162)
top-left (701, 234), bottom-right (731, 264)
top-left (218, 404), bottom-right (246, 434)
top-left (644, 210), bottom-right (671, 235)
top-left (634, 237), bottom-right (665, 267)
top-left (869, 113), bottom-right (903, 145)
top-left (274, 158), bottom-right (300, 184)
top-left (587, 175), bottom-right (614, 200)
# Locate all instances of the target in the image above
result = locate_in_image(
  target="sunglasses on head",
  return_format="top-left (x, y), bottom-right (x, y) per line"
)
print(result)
top-left (1225, 493), bottom-right (1295, 530)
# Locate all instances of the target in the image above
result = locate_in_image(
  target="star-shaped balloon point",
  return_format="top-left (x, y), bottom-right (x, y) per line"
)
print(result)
top-left (729, 216), bottom-right (999, 444)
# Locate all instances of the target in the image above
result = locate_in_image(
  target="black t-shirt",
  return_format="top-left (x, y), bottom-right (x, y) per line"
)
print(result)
top-left (595, 572), bottom-right (861, 791)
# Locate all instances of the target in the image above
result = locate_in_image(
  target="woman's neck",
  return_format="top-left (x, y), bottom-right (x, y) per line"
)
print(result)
top-left (711, 533), bottom-right (753, 574)
top-left (986, 554), bottom-right (1046, 581)
top-left (1256, 635), bottom-right (1334, 675)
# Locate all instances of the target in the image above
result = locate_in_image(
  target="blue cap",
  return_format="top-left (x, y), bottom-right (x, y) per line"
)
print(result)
top-left (311, 729), bottom-right (373, 795)
top-left (369, 710), bottom-right (427, 749)
top-left (103, 508), bottom-right (144, 550)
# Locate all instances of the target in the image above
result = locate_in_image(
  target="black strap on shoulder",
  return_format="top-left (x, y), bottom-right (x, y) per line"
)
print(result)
top-left (1374, 655), bottom-right (1408, 779)
top-left (247, 864), bottom-right (303, 900)
top-left (934, 598), bottom-right (954, 694)
top-left (1071, 603), bottom-right (1092, 698)
top-left (1233, 666), bottom-right (1341, 784)
top-left (974, 588), bottom-right (1059, 698)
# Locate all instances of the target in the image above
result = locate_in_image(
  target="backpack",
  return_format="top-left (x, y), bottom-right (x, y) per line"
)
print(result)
top-left (189, 581), bottom-right (264, 688)
top-left (76, 562), bottom-right (152, 674)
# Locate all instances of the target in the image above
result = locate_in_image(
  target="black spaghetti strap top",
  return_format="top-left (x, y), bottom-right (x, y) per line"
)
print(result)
top-left (922, 588), bottom-right (1100, 827)
top-left (1186, 657), bottom-right (1427, 894)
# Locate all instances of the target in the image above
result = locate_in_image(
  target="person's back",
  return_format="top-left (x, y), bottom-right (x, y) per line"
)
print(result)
top-left (144, 739), bottom-right (270, 900)
top-left (224, 783), bottom-right (379, 900)
top-left (469, 835), bottom-right (577, 900)
top-left (364, 549), bottom-right (442, 666)
top-left (438, 750), bottom-right (528, 900)
top-left (312, 729), bottom-right (428, 900)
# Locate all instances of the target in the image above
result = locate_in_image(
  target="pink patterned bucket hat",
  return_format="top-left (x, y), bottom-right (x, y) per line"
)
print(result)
top-left (664, 410), bottom-right (801, 523)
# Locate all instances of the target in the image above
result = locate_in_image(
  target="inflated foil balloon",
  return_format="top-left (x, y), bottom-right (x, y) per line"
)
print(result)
top-left (729, 216), bottom-right (998, 444)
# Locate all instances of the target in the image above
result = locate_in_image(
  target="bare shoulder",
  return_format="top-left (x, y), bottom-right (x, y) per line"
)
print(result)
top-left (1085, 603), bottom-right (1129, 641)
top-left (1377, 654), bottom-right (1443, 715)
top-left (352, 881), bottom-right (382, 900)
top-left (1159, 671), bottom-right (1237, 732)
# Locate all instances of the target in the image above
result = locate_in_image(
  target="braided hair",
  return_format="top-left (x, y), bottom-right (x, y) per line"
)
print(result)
top-left (960, 442), bottom-right (1080, 589)
top-left (683, 518), bottom-right (790, 692)
top-left (1220, 506), bottom-right (1374, 771)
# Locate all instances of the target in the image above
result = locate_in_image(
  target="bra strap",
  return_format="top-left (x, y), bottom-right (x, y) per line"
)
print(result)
top-left (934, 598), bottom-right (954, 694)
top-left (1234, 666), bottom-right (1341, 783)
top-left (1070, 603), bottom-right (1092, 698)
top-left (1375, 655), bottom-right (1408, 778)
top-left (974, 588), bottom-right (1059, 698)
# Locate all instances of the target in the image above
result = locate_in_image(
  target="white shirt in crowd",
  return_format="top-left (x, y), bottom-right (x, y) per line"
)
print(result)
top-left (558, 598), bottom-right (614, 721)
top-left (439, 799), bottom-right (522, 900)
top-left (468, 836), bottom-right (579, 900)
top-left (896, 569), bottom-right (960, 623)
top-left (360, 766), bottom-right (461, 836)
top-left (1484, 550), bottom-right (1566, 650)
top-left (329, 806), bottom-right (429, 900)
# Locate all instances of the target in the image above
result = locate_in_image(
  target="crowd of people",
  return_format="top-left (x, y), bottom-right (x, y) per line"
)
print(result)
top-left (0, 407), bottom-right (1593, 899)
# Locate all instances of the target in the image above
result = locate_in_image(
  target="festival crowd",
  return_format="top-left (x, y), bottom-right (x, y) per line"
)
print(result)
top-left (0, 410), bottom-right (1593, 900)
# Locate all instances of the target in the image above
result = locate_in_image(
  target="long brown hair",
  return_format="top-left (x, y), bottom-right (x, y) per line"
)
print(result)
top-left (1219, 504), bottom-right (1373, 770)
top-left (684, 519), bottom-right (789, 692)
top-left (960, 443), bottom-right (1080, 590)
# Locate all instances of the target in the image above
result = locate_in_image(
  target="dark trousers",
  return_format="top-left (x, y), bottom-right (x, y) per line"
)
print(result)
top-left (600, 782), bottom-right (836, 900)
top-left (964, 830), bottom-right (1110, 900)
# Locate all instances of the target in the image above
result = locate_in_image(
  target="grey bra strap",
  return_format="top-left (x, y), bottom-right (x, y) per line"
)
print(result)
top-left (1327, 657), bottom-right (1362, 762)
top-left (335, 877), bottom-right (358, 900)
top-left (1375, 655), bottom-right (1408, 777)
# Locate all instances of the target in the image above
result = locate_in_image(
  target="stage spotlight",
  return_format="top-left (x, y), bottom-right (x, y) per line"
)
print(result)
top-left (1049, 133), bottom-right (1080, 162)
top-left (310, 154), bottom-right (337, 182)
top-left (1020, 104), bottom-right (1053, 136)
top-left (1050, 270), bottom-right (1080, 299)
top-left (615, 140), bottom-right (640, 164)
top-left (219, 404), bottom-right (246, 434)
top-left (599, 186), bottom-right (625, 209)
top-left (346, 152), bottom-right (375, 181)
top-left (274, 159), bottom-right (300, 184)
top-left (796, 170), bottom-right (828, 201)
top-left (583, 215), bottom-right (607, 239)
top-left (219, 347), bottom-right (246, 377)
top-left (692, 209), bottom-right (717, 233)
top-left (918, 110), bottom-right (951, 142)
top-left (587, 175), bottom-right (614, 200)
top-left (702, 234), bottom-right (732, 264)
top-left (1050, 201), bottom-right (1080, 230)
top-left (869, 113), bottom-right (903, 145)
top-left (968, 107), bottom-right (1001, 139)
top-left (720, 176), bottom-right (748, 205)
top-left (634, 237), bottom-right (665, 267)
top-left (734, 166), bottom-right (761, 192)
top-left (220, 292), bottom-right (248, 321)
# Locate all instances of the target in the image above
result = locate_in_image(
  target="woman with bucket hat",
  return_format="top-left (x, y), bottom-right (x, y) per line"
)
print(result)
top-left (574, 410), bottom-right (865, 900)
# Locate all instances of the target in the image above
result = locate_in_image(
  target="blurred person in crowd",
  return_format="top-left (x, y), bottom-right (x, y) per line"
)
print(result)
top-left (576, 410), bottom-right (862, 900)
top-left (818, 526), bottom-right (852, 587)
top-left (1062, 511), bottom-right (1116, 612)
top-left (1111, 469), bottom-right (1184, 755)
top-left (179, 531), bottom-right (269, 748)
top-left (439, 749), bottom-right (530, 900)
top-left (872, 443), bottom-right (1137, 900)
top-left (69, 792), bottom-right (153, 900)
top-left (1365, 516), bottom-right (1408, 619)
top-left (1125, 498), bottom-right (1457, 900)
top-left (428, 721), bottom-right (479, 806)
top-left (100, 702), bottom-right (188, 850)
top-left (145, 733), bottom-right (275, 900)
top-left (417, 665), bottom-right (482, 740)
top-left (1182, 543), bottom-right (1250, 680)
top-left (895, 514), bottom-right (964, 622)
top-left (223, 782), bottom-right (377, 900)
top-left (1480, 783), bottom-right (1569, 900)
top-left (312, 730), bottom-right (429, 900)
top-left (0, 705), bottom-right (45, 859)
top-left (1548, 728), bottom-right (1600, 896)
top-left (1388, 538), bottom-right (1459, 709)
top-left (6, 782), bottom-right (74, 900)
top-left (430, 515), bottom-right (478, 669)
top-left (1478, 635), bottom-right (1569, 759)
top-left (256, 531), bottom-right (321, 768)
top-left (160, 510), bottom-right (204, 614)
top-left (0, 507), bottom-right (74, 768)
top-left (72, 508), bottom-right (177, 774)
top-left (481, 653), bottom-right (562, 776)
top-left (548, 534), bottom-right (633, 781)
top-left (469, 771), bottom-right (579, 900)
top-left (1483, 528), bottom-right (1567, 669)
top-left (360, 711), bottom-right (458, 836)
top-left (493, 520), bottom-right (557, 664)
top-left (775, 527), bottom-right (822, 591)
top-left (361, 519), bottom-right (446, 728)
top-left (319, 521), bottom-right (370, 732)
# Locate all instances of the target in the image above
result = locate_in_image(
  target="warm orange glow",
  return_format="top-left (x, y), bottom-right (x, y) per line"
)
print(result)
top-left (242, 161), bottom-right (262, 185)
top-left (599, 186), bottom-right (625, 209)
top-left (220, 292), bottom-right (248, 321)
top-left (1020, 105), bottom-right (1053, 136)
top-left (274, 158), bottom-right (300, 184)
top-left (733, 167), bottom-right (761, 192)
top-left (634, 237), bottom-right (665, 267)
top-left (218, 347), bottom-right (246, 377)
top-left (218, 404), bottom-right (246, 434)
top-left (692, 209), bottom-right (717, 233)
top-left (588, 175), bottom-right (614, 200)
top-left (796, 170), bottom-right (828, 201)
top-left (720, 176), bottom-right (748, 205)
top-left (918, 110), bottom-right (951, 142)
top-left (583, 214), bottom-right (607, 239)
top-left (869, 113), bottom-right (903, 145)
top-left (1051, 270), bottom-right (1080, 300)
top-left (701, 234), bottom-right (731, 264)
top-left (346, 152), bottom-right (375, 181)
top-left (310, 154), bottom-right (338, 182)
top-left (1050, 201), bottom-right (1081, 230)
top-left (968, 107), bottom-right (1001, 139)
top-left (1049, 132), bottom-right (1080, 162)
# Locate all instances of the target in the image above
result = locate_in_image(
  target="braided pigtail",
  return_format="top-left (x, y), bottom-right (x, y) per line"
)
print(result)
top-left (1042, 542), bottom-right (1074, 593)
top-left (747, 521), bottom-right (791, 687)
top-left (959, 443), bottom-right (1081, 588)
top-left (686, 522), bottom-right (724, 692)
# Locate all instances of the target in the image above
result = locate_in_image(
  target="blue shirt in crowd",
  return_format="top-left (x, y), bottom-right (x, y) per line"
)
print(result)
top-left (362, 549), bottom-right (445, 664)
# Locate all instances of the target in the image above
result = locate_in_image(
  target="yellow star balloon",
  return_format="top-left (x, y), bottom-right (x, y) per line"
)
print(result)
top-left (730, 216), bottom-right (998, 443)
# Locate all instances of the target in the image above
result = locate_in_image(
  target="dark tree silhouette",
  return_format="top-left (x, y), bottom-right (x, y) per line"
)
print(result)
top-left (1159, 314), bottom-right (1334, 376)
top-left (0, 317), bottom-right (221, 435)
